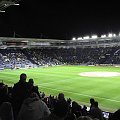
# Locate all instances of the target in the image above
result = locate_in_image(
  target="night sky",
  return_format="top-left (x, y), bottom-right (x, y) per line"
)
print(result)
top-left (0, 1), bottom-right (120, 40)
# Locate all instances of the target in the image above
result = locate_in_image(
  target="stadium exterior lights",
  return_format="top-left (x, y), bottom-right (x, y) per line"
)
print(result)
top-left (91, 35), bottom-right (98, 39)
top-left (101, 35), bottom-right (106, 38)
top-left (72, 37), bottom-right (76, 40)
top-left (83, 36), bottom-right (90, 39)
top-left (108, 33), bottom-right (113, 37)
top-left (77, 37), bottom-right (83, 40)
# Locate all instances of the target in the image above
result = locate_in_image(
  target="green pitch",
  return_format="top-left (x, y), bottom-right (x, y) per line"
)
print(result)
top-left (0, 65), bottom-right (120, 112)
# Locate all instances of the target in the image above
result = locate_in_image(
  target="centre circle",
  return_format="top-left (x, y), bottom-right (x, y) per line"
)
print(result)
top-left (79, 72), bottom-right (120, 77)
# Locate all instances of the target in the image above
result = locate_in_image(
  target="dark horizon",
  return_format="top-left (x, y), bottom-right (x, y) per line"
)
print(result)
top-left (0, 1), bottom-right (120, 40)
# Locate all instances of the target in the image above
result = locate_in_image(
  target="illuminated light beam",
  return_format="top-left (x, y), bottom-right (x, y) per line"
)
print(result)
top-left (72, 37), bottom-right (76, 40)
top-left (83, 36), bottom-right (90, 39)
top-left (77, 37), bottom-right (83, 40)
top-left (113, 34), bottom-right (116, 37)
top-left (91, 35), bottom-right (98, 39)
top-left (108, 33), bottom-right (113, 37)
top-left (101, 35), bottom-right (106, 38)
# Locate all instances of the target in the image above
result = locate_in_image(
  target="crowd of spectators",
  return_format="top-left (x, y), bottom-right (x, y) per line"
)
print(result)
top-left (0, 47), bottom-right (120, 70)
top-left (23, 48), bottom-right (62, 66)
top-left (0, 49), bottom-right (33, 69)
top-left (0, 73), bottom-right (120, 120)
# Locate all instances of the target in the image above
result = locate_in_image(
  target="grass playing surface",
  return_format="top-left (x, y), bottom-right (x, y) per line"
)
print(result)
top-left (0, 65), bottom-right (120, 112)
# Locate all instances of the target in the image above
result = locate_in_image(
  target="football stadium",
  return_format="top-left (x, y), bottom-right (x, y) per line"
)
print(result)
top-left (0, 33), bottom-right (120, 119)
top-left (1, 1), bottom-right (120, 120)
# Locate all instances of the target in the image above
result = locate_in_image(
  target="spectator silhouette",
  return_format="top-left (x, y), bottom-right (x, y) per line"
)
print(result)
top-left (0, 102), bottom-right (14, 120)
top-left (71, 101), bottom-right (82, 118)
top-left (27, 78), bottom-right (40, 97)
top-left (109, 109), bottom-right (120, 120)
top-left (0, 84), bottom-right (11, 105)
top-left (89, 101), bottom-right (103, 120)
top-left (58, 93), bottom-right (65, 102)
top-left (12, 73), bottom-right (29, 119)
top-left (89, 98), bottom-right (95, 110)
top-left (28, 78), bottom-right (34, 90)
top-left (81, 105), bottom-right (88, 116)
top-left (47, 100), bottom-right (69, 120)
top-left (17, 92), bottom-right (50, 120)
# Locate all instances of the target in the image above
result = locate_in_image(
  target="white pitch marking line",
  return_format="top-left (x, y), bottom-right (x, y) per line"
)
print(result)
top-left (39, 77), bottom-right (78, 85)
top-left (39, 86), bottom-right (120, 103)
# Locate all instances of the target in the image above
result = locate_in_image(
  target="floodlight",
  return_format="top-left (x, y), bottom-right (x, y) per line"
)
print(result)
top-left (83, 36), bottom-right (90, 39)
top-left (101, 35), bottom-right (106, 38)
top-left (77, 37), bottom-right (83, 40)
top-left (91, 35), bottom-right (98, 39)
top-left (72, 37), bottom-right (76, 40)
top-left (108, 33), bottom-right (113, 37)
top-left (113, 34), bottom-right (116, 37)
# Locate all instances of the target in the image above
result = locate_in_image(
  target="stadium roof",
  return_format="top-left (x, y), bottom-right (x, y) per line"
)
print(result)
top-left (0, 36), bottom-right (120, 49)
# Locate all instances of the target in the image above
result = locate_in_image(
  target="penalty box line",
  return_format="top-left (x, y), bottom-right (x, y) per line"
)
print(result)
top-left (39, 85), bottom-right (120, 103)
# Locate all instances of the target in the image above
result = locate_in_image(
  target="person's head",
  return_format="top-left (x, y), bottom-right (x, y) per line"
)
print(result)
top-left (53, 100), bottom-right (69, 118)
top-left (30, 92), bottom-right (38, 98)
top-left (58, 93), bottom-right (65, 100)
top-left (83, 105), bottom-right (87, 110)
top-left (90, 98), bottom-right (95, 105)
top-left (0, 85), bottom-right (8, 96)
top-left (72, 101), bottom-right (80, 107)
top-left (20, 73), bottom-right (27, 83)
top-left (0, 82), bottom-right (4, 89)
top-left (28, 79), bottom-right (34, 85)
top-left (67, 98), bottom-right (71, 105)
top-left (93, 101), bottom-right (98, 108)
